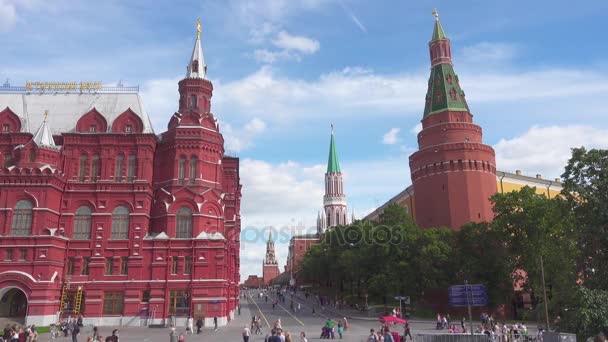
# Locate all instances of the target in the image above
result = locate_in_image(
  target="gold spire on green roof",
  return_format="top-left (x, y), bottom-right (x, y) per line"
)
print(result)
top-left (431, 8), bottom-right (446, 41)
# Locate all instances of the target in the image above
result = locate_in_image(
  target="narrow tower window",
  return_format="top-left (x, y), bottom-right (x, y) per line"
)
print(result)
top-left (176, 206), bottom-right (193, 239)
top-left (79, 154), bottom-right (88, 182)
top-left (11, 200), bottom-right (33, 236)
top-left (189, 157), bottom-right (197, 184)
top-left (190, 95), bottom-right (197, 109)
top-left (73, 206), bottom-right (92, 240)
top-left (91, 154), bottom-right (100, 181)
top-left (111, 206), bottom-right (130, 240)
top-left (115, 154), bottom-right (124, 182)
top-left (127, 154), bottom-right (136, 182)
top-left (178, 157), bottom-right (186, 184)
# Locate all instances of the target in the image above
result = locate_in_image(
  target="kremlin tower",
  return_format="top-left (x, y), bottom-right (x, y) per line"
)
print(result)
top-left (317, 126), bottom-right (349, 233)
top-left (408, 10), bottom-right (497, 230)
top-left (263, 232), bottom-right (280, 285)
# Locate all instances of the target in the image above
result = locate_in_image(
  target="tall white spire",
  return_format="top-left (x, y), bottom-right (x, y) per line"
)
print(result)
top-left (186, 18), bottom-right (207, 79)
top-left (32, 110), bottom-right (57, 148)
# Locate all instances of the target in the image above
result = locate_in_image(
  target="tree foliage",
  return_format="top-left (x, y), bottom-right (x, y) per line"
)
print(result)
top-left (297, 148), bottom-right (607, 338)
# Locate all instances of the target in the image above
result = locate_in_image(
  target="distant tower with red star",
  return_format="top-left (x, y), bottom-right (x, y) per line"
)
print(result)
top-left (409, 10), bottom-right (497, 230)
top-left (263, 232), bottom-right (280, 285)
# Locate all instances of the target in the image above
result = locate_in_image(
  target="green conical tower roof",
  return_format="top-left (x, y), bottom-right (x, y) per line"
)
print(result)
top-left (423, 10), bottom-right (469, 118)
top-left (431, 9), bottom-right (446, 41)
top-left (327, 125), bottom-right (341, 173)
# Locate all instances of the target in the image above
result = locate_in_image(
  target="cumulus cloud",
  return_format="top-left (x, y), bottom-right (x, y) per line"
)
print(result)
top-left (382, 127), bottom-right (401, 144)
top-left (251, 31), bottom-right (320, 64)
top-left (494, 125), bottom-right (608, 179)
top-left (273, 31), bottom-right (320, 54)
top-left (461, 42), bottom-right (519, 63)
top-left (0, 0), bottom-right (17, 32)
top-left (222, 117), bottom-right (267, 153)
top-left (410, 123), bottom-right (422, 135)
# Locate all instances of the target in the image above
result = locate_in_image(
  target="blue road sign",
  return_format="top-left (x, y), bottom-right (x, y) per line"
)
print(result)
top-left (448, 284), bottom-right (488, 307)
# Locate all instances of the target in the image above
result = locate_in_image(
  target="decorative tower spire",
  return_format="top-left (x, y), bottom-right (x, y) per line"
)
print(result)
top-left (186, 18), bottom-right (207, 79)
top-left (264, 232), bottom-right (277, 264)
top-left (263, 230), bottom-right (280, 284)
top-left (318, 125), bottom-right (348, 233)
top-left (423, 9), bottom-right (468, 118)
top-left (32, 110), bottom-right (56, 148)
top-left (408, 11), bottom-right (497, 230)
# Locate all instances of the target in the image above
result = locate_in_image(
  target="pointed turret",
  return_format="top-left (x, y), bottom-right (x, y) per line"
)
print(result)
top-left (327, 125), bottom-right (341, 173)
top-left (423, 9), bottom-right (469, 118)
top-left (32, 110), bottom-right (57, 149)
top-left (321, 125), bottom-right (348, 231)
top-left (186, 18), bottom-right (207, 79)
top-left (431, 8), bottom-right (446, 41)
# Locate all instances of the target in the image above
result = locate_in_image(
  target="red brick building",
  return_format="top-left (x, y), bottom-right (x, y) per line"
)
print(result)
top-left (0, 23), bottom-right (241, 327)
top-left (242, 275), bottom-right (265, 288)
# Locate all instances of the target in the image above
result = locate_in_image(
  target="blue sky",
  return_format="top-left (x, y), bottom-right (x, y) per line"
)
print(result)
top-left (2, 0), bottom-right (608, 277)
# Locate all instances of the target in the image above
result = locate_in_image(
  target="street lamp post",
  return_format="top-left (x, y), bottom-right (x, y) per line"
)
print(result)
top-left (540, 255), bottom-right (550, 331)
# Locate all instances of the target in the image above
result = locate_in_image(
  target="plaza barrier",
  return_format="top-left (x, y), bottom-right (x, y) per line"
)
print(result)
top-left (543, 332), bottom-right (576, 342)
top-left (414, 333), bottom-right (491, 342)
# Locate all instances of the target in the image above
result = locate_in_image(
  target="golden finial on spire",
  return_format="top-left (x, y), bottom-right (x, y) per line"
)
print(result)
top-left (43, 110), bottom-right (49, 123)
top-left (196, 18), bottom-right (201, 40)
top-left (432, 8), bottom-right (439, 21)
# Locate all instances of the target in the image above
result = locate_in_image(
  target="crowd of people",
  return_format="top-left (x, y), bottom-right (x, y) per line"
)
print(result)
top-left (1, 324), bottom-right (38, 342)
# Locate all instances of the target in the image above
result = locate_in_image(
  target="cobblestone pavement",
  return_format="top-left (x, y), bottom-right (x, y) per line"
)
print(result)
top-left (41, 291), bottom-right (537, 342)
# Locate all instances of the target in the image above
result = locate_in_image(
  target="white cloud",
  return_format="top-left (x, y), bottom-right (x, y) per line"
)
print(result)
top-left (382, 127), bottom-right (400, 144)
top-left (273, 31), bottom-right (320, 54)
top-left (240, 159), bottom-right (325, 228)
top-left (222, 117), bottom-right (267, 153)
top-left (252, 48), bottom-right (298, 63)
top-left (251, 31), bottom-right (320, 64)
top-left (494, 125), bottom-right (608, 179)
top-left (0, 0), bottom-right (17, 32)
top-left (410, 123), bottom-right (422, 135)
top-left (460, 42), bottom-right (519, 63)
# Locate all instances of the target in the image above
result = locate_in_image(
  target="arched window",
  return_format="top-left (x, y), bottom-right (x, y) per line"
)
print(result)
top-left (189, 157), bottom-right (197, 184)
top-left (127, 154), bottom-right (136, 182)
top-left (91, 154), bottom-right (100, 181)
top-left (176, 206), bottom-right (193, 238)
top-left (111, 206), bottom-right (130, 240)
top-left (190, 95), bottom-right (197, 109)
top-left (79, 154), bottom-right (88, 182)
top-left (73, 206), bottom-right (92, 239)
top-left (115, 154), bottom-right (124, 182)
top-left (326, 212), bottom-right (331, 227)
top-left (335, 212), bottom-right (340, 226)
top-left (11, 200), bottom-right (33, 236)
top-left (178, 157), bottom-right (186, 184)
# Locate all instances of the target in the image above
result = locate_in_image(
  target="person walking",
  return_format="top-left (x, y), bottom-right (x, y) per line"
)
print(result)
top-left (300, 332), bottom-right (307, 342)
top-left (242, 325), bottom-right (250, 342)
top-left (213, 317), bottom-right (218, 331)
top-left (403, 322), bottom-right (412, 341)
top-left (337, 321), bottom-right (344, 339)
top-left (196, 318), bottom-right (203, 334)
top-left (186, 317), bottom-right (193, 335)
top-left (71, 325), bottom-right (80, 342)
top-left (169, 327), bottom-right (178, 342)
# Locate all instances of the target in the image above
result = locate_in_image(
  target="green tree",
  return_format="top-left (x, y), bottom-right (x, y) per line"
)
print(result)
top-left (561, 147), bottom-right (608, 289)
top-left (489, 186), bottom-right (578, 317)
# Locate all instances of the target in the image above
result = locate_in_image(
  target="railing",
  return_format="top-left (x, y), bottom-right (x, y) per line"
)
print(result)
top-left (0, 84), bottom-right (139, 93)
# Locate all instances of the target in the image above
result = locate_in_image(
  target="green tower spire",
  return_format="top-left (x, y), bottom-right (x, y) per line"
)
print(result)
top-left (431, 8), bottom-right (446, 41)
top-left (423, 9), bottom-right (470, 118)
top-left (327, 125), bottom-right (341, 173)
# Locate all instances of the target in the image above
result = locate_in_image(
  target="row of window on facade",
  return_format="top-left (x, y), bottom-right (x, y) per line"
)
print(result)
top-left (102, 290), bottom-right (190, 315)
top-left (9, 200), bottom-right (194, 239)
top-left (77, 153), bottom-right (137, 182)
top-left (64, 256), bottom-right (192, 276)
